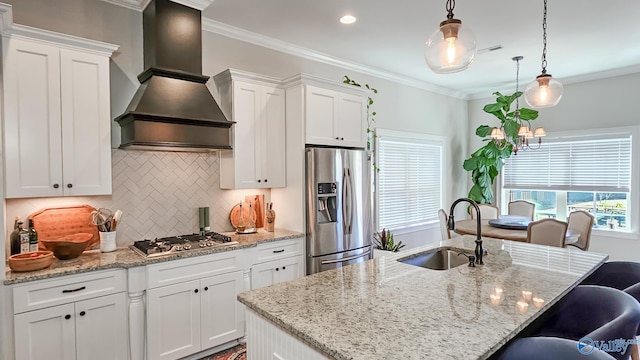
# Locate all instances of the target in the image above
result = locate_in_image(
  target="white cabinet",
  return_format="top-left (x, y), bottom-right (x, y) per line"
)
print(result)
top-left (305, 85), bottom-right (367, 148)
top-left (215, 69), bottom-right (286, 189)
top-left (146, 252), bottom-right (246, 360)
top-left (12, 270), bottom-right (128, 360)
top-left (251, 238), bottom-right (305, 290)
top-left (3, 34), bottom-right (116, 198)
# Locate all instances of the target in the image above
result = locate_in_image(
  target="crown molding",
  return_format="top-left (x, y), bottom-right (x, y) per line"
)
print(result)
top-left (100, 0), bottom-right (214, 11)
top-left (201, 18), bottom-right (468, 100)
top-left (0, 3), bottom-right (14, 34)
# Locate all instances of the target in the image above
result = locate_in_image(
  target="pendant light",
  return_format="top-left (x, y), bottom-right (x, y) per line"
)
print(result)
top-left (424, 0), bottom-right (476, 74)
top-left (490, 56), bottom-right (546, 154)
top-left (524, 0), bottom-right (563, 108)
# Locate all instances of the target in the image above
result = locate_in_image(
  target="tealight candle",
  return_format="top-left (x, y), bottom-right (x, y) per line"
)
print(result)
top-left (533, 297), bottom-right (545, 307)
top-left (517, 300), bottom-right (529, 313)
top-left (522, 290), bottom-right (532, 301)
top-left (494, 287), bottom-right (504, 296)
top-left (490, 294), bottom-right (502, 305)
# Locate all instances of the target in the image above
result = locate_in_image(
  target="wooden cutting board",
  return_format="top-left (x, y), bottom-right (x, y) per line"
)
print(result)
top-left (29, 205), bottom-right (100, 251)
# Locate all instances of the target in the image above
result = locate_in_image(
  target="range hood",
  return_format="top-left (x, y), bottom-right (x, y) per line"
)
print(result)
top-left (115, 0), bottom-right (233, 152)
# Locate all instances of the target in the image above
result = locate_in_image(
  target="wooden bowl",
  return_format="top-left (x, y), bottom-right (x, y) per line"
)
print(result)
top-left (8, 251), bottom-right (55, 272)
top-left (40, 233), bottom-right (93, 260)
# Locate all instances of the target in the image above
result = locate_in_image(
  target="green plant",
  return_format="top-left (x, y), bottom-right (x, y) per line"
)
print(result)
top-left (463, 91), bottom-right (539, 204)
top-left (343, 75), bottom-right (380, 172)
top-left (374, 228), bottom-right (405, 252)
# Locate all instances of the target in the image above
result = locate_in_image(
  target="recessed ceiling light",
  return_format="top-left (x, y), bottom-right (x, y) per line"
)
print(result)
top-left (340, 15), bottom-right (357, 24)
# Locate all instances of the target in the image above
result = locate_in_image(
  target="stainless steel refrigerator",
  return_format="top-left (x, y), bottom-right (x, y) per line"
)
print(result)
top-left (306, 147), bottom-right (372, 274)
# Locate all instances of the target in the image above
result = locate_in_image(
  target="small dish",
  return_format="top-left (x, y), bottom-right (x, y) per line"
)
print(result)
top-left (235, 228), bottom-right (257, 234)
top-left (8, 251), bottom-right (55, 272)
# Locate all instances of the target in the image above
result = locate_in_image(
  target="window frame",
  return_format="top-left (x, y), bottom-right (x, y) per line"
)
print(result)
top-left (497, 126), bottom-right (639, 236)
top-left (374, 128), bottom-right (446, 234)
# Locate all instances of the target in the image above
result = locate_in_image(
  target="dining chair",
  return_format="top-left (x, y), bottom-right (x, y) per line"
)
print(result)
top-left (529, 285), bottom-right (640, 360)
top-left (566, 210), bottom-right (594, 251)
top-left (470, 204), bottom-right (499, 220)
top-left (508, 200), bottom-right (535, 220)
top-left (526, 218), bottom-right (568, 248)
top-left (438, 209), bottom-right (450, 240)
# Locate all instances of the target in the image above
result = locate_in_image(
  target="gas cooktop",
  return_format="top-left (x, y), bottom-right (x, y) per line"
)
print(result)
top-left (131, 232), bottom-right (238, 257)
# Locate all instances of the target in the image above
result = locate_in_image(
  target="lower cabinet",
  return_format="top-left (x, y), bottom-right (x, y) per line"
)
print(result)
top-left (146, 254), bottom-right (245, 360)
top-left (251, 255), bottom-right (304, 289)
top-left (14, 292), bottom-right (128, 360)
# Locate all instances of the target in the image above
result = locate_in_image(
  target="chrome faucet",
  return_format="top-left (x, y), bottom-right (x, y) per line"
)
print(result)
top-left (448, 198), bottom-right (484, 265)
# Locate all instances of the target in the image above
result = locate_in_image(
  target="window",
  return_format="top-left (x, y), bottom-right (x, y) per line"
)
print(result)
top-left (501, 132), bottom-right (632, 230)
top-left (375, 129), bottom-right (444, 231)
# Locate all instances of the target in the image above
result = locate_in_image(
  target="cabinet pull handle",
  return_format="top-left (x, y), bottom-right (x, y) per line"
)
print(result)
top-left (53, 184), bottom-right (60, 189)
top-left (204, 287), bottom-right (209, 291)
top-left (275, 267), bottom-right (279, 271)
top-left (194, 289), bottom-right (199, 293)
top-left (257, 179), bottom-right (261, 183)
top-left (65, 314), bottom-right (71, 320)
top-left (79, 311), bottom-right (86, 317)
top-left (272, 249), bottom-right (285, 253)
top-left (62, 286), bottom-right (86, 294)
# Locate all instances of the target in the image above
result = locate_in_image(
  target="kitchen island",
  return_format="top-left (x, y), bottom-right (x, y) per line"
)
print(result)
top-left (238, 235), bottom-right (608, 360)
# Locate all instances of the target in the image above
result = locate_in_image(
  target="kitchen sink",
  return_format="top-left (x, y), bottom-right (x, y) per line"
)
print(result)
top-left (397, 249), bottom-right (470, 270)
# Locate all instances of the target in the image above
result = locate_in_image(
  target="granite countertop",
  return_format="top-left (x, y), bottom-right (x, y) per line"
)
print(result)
top-left (4, 228), bottom-right (303, 285)
top-left (238, 235), bottom-right (609, 360)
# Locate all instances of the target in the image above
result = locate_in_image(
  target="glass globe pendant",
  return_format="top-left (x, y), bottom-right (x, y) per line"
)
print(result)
top-left (424, 0), bottom-right (476, 74)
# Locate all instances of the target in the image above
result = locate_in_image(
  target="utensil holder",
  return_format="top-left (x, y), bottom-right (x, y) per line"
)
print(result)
top-left (99, 231), bottom-right (117, 253)
top-left (265, 210), bottom-right (275, 232)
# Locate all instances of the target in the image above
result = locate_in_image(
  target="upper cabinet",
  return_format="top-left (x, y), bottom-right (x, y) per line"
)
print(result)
top-left (215, 69), bottom-right (286, 189)
top-left (2, 28), bottom-right (117, 198)
top-left (305, 85), bottom-right (367, 148)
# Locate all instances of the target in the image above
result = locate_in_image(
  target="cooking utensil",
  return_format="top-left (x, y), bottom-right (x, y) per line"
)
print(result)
top-left (90, 208), bottom-right (113, 232)
top-left (112, 209), bottom-right (122, 231)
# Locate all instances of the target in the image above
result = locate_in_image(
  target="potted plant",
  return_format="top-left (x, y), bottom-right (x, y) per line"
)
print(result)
top-left (343, 75), bottom-right (379, 172)
top-left (373, 228), bottom-right (404, 258)
top-left (463, 91), bottom-right (539, 204)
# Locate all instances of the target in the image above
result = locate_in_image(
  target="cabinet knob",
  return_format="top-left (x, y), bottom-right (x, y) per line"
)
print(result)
top-left (282, 266), bottom-right (286, 270)
top-left (53, 184), bottom-right (60, 189)
top-left (65, 314), bottom-right (71, 320)
top-left (257, 179), bottom-right (261, 183)
top-left (194, 289), bottom-right (199, 293)
top-left (204, 287), bottom-right (209, 291)
top-left (275, 267), bottom-right (279, 271)
top-left (264, 179), bottom-right (268, 183)
top-left (340, 137), bottom-right (344, 140)
top-left (79, 311), bottom-right (86, 317)
top-left (67, 183), bottom-right (73, 188)
top-left (335, 137), bottom-right (340, 140)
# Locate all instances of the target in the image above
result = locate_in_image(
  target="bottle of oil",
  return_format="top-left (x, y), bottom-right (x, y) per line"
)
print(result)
top-left (10, 217), bottom-right (21, 255)
top-left (28, 219), bottom-right (38, 252)
top-left (18, 221), bottom-right (29, 254)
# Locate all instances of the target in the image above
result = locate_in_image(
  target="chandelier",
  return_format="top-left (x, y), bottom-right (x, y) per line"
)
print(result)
top-left (424, 0), bottom-right (477, 74)
top-left (490, 56), bottom-right (546, 154)
top-left (524, 0), bottom-right (563, 108)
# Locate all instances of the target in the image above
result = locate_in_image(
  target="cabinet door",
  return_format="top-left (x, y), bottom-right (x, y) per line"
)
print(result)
top-left (230, 82), bottom-right (262, 188)
top-left (147, 280), bottom-right (201, 360)
top-left (260, 86), bottom-right (286, 187)
top-left (3, 38), bottom-right (63, 198)
top-left (60, 49), bottom-right (112, 196)
top-left (200, 271), bottom-right (245, 349)
top-left (277, 255), bottom-right (305, 284)
top-left (75, 293), bottom-right (128, 360)
top-left (251, 261), bottom-right (277, 290)
top-left (337, 93), bottom-right (366, 148)
top-left (14, 303), bottom-right (76, 360)
top-left (305, 85), bottom-right (338, 146)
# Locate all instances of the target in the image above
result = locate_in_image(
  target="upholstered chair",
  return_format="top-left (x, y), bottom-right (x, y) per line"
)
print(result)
top-left (526, 218), bottom-right (568, 248)
top-left (470, 204), bottom-right (499, 220)
top-left (566, 210), bottom-right (594, 251)
top-left (507, 200), bottom-right (536, 220)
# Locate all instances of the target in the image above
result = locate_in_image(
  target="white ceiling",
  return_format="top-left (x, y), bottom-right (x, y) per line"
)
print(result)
top-left (201, 0), bottom-right (640, 99)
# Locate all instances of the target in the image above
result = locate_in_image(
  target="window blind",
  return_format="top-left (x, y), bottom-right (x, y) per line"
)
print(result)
top-left (377, 131), bottom-right (443, 230)
top-left (502, 136), bottom-right (631, 192)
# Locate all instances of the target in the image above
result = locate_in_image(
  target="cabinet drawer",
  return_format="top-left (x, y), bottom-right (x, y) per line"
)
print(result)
top-left (13, 269), bottom-right (125, 314)
top-left (256, 238), bottom-right (303, 263)
top-left (147, 251), bottom-right (242, 289)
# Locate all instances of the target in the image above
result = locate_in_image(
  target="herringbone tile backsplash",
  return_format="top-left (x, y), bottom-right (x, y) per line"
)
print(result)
top-left (6, 150), bottom-right (269, 246)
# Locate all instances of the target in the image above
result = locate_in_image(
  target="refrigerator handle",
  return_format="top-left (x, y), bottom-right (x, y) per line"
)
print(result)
top-left (342, 168), bottom-right (353, 234)
top-left (320, 249), bottom-right (371, 265)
